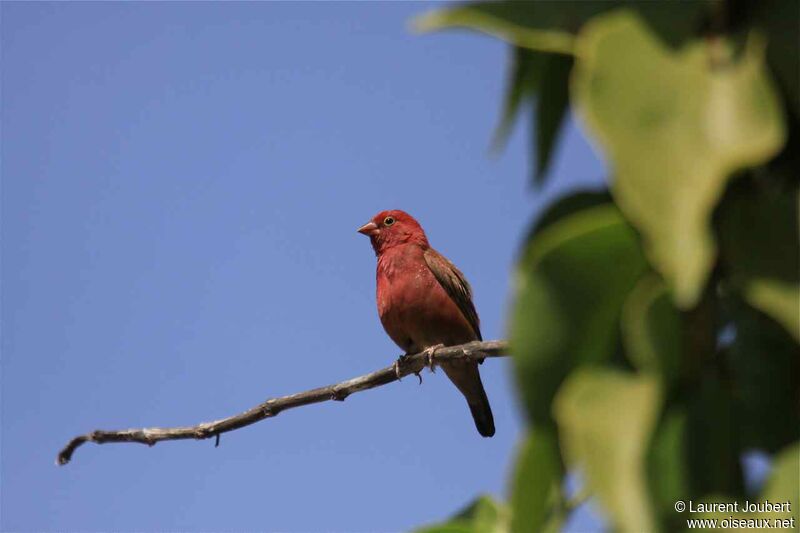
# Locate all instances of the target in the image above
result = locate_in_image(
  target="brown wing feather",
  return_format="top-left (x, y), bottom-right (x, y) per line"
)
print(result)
top-left (423, 248), bottom-right (482, 341)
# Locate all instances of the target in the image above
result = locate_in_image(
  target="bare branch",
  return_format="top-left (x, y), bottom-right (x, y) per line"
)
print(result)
top-left (57, 340), bottom-right (509, 466)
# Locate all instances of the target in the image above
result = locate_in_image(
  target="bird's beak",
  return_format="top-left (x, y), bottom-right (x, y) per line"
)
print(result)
top-left (357, 221), bottom-right (379, 236)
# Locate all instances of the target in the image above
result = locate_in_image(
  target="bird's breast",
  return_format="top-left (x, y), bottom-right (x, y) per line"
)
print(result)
top-left (376, 252), bottom-right (433, 317)
top-left (375, 246), bottom-right (476, 352)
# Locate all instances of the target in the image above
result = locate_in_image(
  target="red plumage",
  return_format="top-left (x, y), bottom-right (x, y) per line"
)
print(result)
top-left (358, 210), bottom-right (495, 437)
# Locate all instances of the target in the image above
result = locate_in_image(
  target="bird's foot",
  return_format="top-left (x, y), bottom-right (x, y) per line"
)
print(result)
top-left (423, 344), bottom-right (446, 373)
top-left (394, 354), bottom-right (410, 380)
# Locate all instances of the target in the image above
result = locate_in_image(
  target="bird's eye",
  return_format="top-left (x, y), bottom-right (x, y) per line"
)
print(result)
top-left (383, 216), bottom-right (395, 226)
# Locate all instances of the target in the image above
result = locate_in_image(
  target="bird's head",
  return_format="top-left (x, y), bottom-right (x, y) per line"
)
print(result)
top-left (357, 210), bottom-right (429, 255)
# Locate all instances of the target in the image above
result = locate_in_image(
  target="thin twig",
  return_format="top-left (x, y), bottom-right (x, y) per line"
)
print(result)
top-left (57, 340), bottom-right (509, 466)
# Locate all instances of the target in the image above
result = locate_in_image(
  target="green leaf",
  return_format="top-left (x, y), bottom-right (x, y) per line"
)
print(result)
top-left (492, 48), bottom-right (544, 151)
top-left (685, 375), bottom-right (745, 497)
top-left (761, 442), bottom-right (800, 524)
top-left (509, 429), bottom-right (563, 533)
top-left (414, 1), bottom-right (592, 56)
top-left (727, 298), bottom-right (800, 453)
top-left (746, 281), bottom-right (800, 340)
top-left (572, 10), bottom-right (787, 307)
top-left (418, 2), bottom-right (704, 187)
top-left (533, 55), bottom-right (572, 184)
top-left (416, 525), bottom-right (472, 533)
top-left (413, 1), bottom-right (706, 55)
top-left (647, 408), bottom-right (690, 530)
top-left (693, 442), bottom-right (799, 530)
top-left (750, 0), bottom-right (800, 116)
top-left (416, 496), bottom-right (509, 533)
top-left (525, 190), bottom-right (612, 240)
top-left (554, 369), bottom-right (662, 533)
top-left (511, 204), bottom-right (647, 425)
top-left (492, 49), bottom-right (571, 187)
top-left (622, 274), bottom-right (682, 385)
top-left (717, 179), bottom-right (800, 341)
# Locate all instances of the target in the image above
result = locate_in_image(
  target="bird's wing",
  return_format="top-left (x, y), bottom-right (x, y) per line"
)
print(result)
top-left (423, 247), bottom-right (482, 341)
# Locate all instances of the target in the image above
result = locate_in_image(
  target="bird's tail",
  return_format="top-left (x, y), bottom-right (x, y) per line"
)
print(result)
top-left (442, 362), bottom-right (495, 437)
top-left (467, 384), bottom-right (495, 438)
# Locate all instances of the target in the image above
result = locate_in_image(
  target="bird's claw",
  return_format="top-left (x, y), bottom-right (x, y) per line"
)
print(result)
top-left (423, 344), bottom-right (446, 373)
top-left (394, 354), bottom-right (409, 380)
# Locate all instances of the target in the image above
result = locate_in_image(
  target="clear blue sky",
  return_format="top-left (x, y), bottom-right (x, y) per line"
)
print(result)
top-left (1, 3), bottom-right (607, 531)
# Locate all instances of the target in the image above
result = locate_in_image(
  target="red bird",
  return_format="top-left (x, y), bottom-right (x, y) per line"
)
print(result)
top-left (358, 210), bottom-right (495, 437)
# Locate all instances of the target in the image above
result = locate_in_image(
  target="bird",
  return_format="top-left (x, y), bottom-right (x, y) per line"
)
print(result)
top-left (357, 209), bottom-right (495, 437)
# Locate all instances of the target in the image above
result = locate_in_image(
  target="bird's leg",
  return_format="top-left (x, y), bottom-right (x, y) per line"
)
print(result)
top-left (394, 354), bottom-right (424, 384)
top-left (423, 344), bottom-right (446, 373)
top-left (394, 354), bottom-right (410, 380)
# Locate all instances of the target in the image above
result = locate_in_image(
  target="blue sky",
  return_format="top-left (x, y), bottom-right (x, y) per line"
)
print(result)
top-left (1, 3), bottom-right (606, 531)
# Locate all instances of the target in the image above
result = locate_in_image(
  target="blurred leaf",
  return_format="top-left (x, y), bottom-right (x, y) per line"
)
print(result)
top-left (511, 204), bottom-right (647, 425)
top-left (746, 281), bottom-right (800, 340)
top-left (727, 298), bottom-right (800, 453)
top-left (493, 49), bottom-right (571, 187)
top-left (416, 495), bottom-right (509, 533)
top-left (761, 442), bottom-right (800, 523)
top-left (647, 408), bottom-right (690, 529)
top-left (626, 1), bottom-right (709, 49)
top-left (414, 1), bottom-right (595, 55)
top-left (509, 429), bottom-right (563, 533)
top-left (492, 47), bottom-right (572, 185)
top-left (414, 1), bottom-right (706, 55)
top-left (693, 442), bottom-right (799, 530)
top-left (686, 375), bottom-right (745, 497)
top-left (572, 11), bottom-right (786, 307)
top-left (554, 369), bottom-right (662, 533)
top-left (622, 274), bottom-right (682, 385)
top-left (416, 525), bottom-right (472, 533)
top-left (717, 179), bottom-right (800, 340)
top-left (533, 55), bottom-right (572, 185)
top-left (526, 190), bottom-right (612, 240)
top-left (764, 96), bottom-right (800, 185)
top-left (417, 2), bottom-right (706, 187)
top-left (492, 48), bottom-right (544, 151)
top-left (750, 0), bottom-right (800, 116)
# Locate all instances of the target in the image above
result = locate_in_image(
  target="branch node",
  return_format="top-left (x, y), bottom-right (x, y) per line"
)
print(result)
top-left (331, 387), bottom-right (348, 401)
